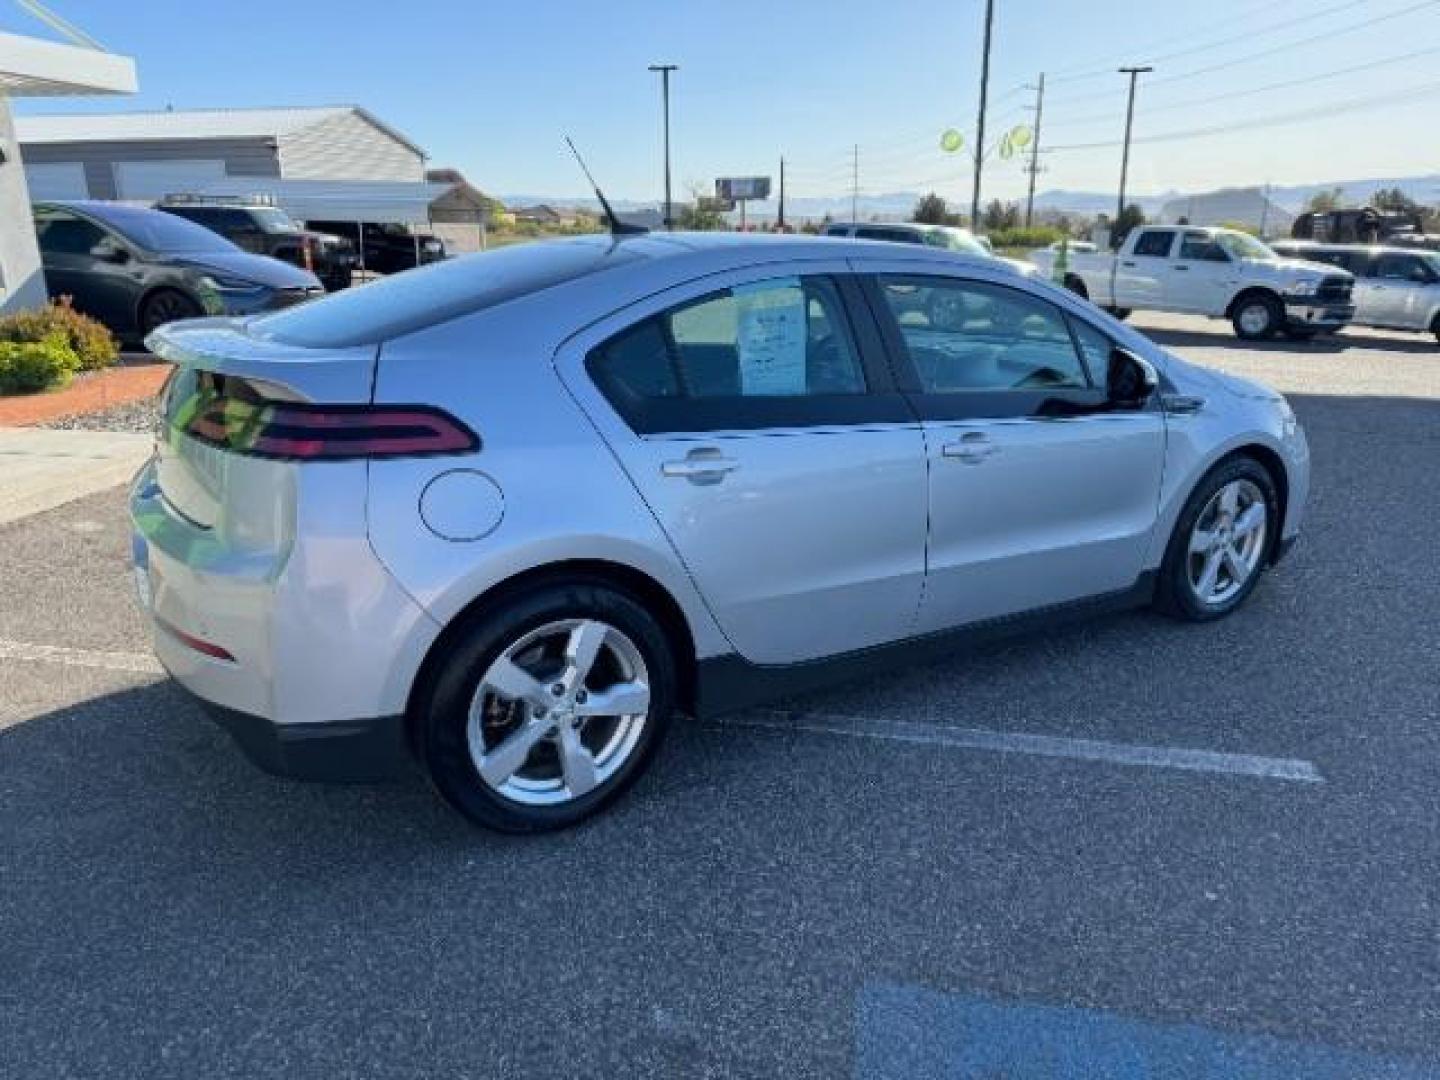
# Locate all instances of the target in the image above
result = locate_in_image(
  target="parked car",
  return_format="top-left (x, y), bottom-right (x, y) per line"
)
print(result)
top-left (1292, 206), bottom-right (1423, 245)
top-left (1030, 226), bottom-right (1355, 340)
top-left (1044, 239), bottom-right (1098, 255)
top-left (304, 220), bottom-right (446, 275)
top-left (156, 196), bottom-right (356, 291)
top-left (1271, 240), bottom-right (1440, 344)
top-left (824, 221), bottom-right (1032, 273)
top-left (132, 233), bottom-right (1308, 832)
top-left (32, 201), bottom-right (324, 341)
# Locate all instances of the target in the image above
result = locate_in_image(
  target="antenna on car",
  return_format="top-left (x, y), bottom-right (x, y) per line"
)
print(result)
top-left (565, 136), bottom-right (648, 237)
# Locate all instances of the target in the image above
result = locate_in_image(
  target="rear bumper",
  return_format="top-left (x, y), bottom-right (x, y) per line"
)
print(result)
top-left (175, 680), bottom-right (409, 781)
top-left (1282, 299), bottom-right (1353, 330)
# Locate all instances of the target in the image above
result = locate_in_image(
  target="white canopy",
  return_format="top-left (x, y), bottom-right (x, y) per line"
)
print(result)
top-left (193, 178), bottom-right (452, 226)
top-left (0, 30), bottom-right (135, 97)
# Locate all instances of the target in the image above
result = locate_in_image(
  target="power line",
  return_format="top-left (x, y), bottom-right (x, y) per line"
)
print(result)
top-left (1046, 75), bottom-right (1440, 152)
top-left (1043, 41), bottom-right (1440, 128)
top-left (1041, 0), bottom-right (1439, 113)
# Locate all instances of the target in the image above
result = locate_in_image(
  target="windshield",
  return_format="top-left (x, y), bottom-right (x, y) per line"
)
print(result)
top-left (1214, 231), bottom-right (1277, 261)
top-left (935, 227), bottom-right (990, 256)
top-left (250, 207), bottom-right (301, 234)
top-left (96, 205), bottom-right (240, 254)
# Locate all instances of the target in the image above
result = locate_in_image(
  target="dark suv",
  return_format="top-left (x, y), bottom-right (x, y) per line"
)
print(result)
top-left (157, 197), bottom-right (355, 291)
top-left (304, 220), bottom-right (446, 275)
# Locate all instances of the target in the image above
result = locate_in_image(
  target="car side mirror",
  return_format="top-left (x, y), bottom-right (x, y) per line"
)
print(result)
top-left (1107, 347), bottom-right (1158, 408)
top-left (90, 239), bottom-right (129, 264)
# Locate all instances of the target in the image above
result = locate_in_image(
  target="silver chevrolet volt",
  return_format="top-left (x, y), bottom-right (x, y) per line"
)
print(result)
top-left (131, 233), bottom-right (1309, 831)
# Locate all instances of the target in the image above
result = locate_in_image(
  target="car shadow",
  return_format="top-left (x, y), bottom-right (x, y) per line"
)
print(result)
top-left (1134, 324), bottom-right (1352, 353)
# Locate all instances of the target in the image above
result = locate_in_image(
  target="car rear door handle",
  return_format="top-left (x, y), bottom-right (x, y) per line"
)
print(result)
top-left (661, 448), bottom-right (740, 484)
top-left (1173, 264), bottom-right (1190, 271)
top-left (942, 433), bottom-right (996, 464)
top-left (1121, 260), bottom-right (1137, 268)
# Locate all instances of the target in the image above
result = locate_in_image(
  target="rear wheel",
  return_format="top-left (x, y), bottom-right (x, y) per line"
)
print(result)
top-left (415, 581), bottom-right (677, 832)
top-left (1156, 457), bottom-right (1278, 622)
top-left (1231, 292), bottom-right (1282, 340)
top-left (139, 289), bottom-right (202, 336)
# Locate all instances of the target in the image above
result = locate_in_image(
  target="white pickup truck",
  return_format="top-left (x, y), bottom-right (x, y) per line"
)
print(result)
top-left (1030, 226), bottom-right (1356, 340)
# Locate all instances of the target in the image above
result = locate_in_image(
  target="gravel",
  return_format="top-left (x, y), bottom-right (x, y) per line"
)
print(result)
top-left (35, 397), bottom-right (158, 433)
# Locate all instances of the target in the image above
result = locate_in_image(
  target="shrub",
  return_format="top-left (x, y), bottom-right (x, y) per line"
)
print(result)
top-left (0, 334), bottom-right (81, 394)
top-left (985, 225), bottom-right (1065, 250)
top-left (0, 297), bottom-right (118, 372)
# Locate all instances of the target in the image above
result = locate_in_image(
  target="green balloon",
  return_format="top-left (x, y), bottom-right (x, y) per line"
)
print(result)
top-left (940, 129), bottom-right (964, 153)
top-left (1010, 125), bottom-right (1033, 148)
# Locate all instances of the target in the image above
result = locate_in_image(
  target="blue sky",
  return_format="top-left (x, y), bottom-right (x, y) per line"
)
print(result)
top-left (10, 0), bottom-right (1440, 205)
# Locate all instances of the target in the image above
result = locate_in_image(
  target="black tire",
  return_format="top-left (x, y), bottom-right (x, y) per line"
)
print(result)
top-left (139, 289), bottom-right (203, 336)
top-left (1155, 456), bottom-right (1279, 622)
top-left (1102, 306), bottom-right (1132, 321)
top-left (1230, 292), bottom-right (1283, 341)
top-left (414, 579), bottom-right (677, 833)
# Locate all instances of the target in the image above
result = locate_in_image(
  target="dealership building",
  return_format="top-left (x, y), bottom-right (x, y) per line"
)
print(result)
top-left (15, 105), bottom-right (494, 252)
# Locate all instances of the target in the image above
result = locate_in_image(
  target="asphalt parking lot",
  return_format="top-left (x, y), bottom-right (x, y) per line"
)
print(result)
top-left (2, 312), bottom-right (1438, 1078)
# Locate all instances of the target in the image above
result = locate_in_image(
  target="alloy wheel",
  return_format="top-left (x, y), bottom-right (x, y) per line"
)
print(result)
top-left (1186, 479), bottom-right (1268, 606)
top-left (1237, 302), bottom-right (1273, 337)
top-left (466, 619), bottom-right (651, 807)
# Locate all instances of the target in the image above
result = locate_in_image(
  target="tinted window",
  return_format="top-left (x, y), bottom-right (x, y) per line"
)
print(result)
top-left (34, 212), bottom-right (108, 255)
top-left (1179, 232), bottom-right (1227, 261)
top-left (876, 276), bottom-right (1089, 393)
top-left (591, 276), bottom-right (866, 405)
top-left (1133, 230), bottom-right (1176, 257)
top-left (1375, 254), bottom-right (1432, 282)
top-left (855, 227), bottom-right (923, 244)
top-left (88, 205), bottom-right (237, 253)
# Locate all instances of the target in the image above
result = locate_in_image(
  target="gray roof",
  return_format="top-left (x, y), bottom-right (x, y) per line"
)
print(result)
top-left (14, 105), bottom-right (426, 157)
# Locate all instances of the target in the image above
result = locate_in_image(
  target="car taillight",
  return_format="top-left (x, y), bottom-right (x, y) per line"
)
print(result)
top-left (173, 374), bottom-right (478, 461)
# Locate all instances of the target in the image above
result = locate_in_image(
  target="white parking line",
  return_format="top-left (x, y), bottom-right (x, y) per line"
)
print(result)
top-left (721, 710), bottom-right (1324, 784)
top-left (0, 638), bottom-right (163, 675)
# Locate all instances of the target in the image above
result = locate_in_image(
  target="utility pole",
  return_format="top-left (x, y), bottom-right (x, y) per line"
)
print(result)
top-left (1115, 65), bottom-right (1152, 247)
top-left (1024, 73), bottom-right (1045, 228)
top-left (851, 144), bottom-right (859, 223)
top-left (777, 156), bottom-right (786, 231)
top-left (648, 63), bottom-right (678, 230)
top-left (970, 0), bottom-right (995, 228)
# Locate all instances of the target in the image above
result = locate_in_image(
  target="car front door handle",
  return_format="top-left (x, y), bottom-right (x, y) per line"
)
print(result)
top-left (661, 449), bottom-right (740, 484)
top-left (942, 433), bottom-right (996, 464)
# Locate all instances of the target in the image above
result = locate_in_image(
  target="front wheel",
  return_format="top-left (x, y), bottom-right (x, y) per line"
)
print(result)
top-left (414, 581), bottom-right (677, 832)
top-left (1155, 457), bottom-right (1278, 622)
top-left (139, 289), bottom-right (203, 336)
top-left (1231, 293), bottom-right (1282, 340)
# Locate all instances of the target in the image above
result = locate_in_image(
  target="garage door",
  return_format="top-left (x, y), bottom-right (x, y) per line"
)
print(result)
top-left (114, 159), bottom-right (227, 201)
top-left (24, 163), bottom-right (89, 200)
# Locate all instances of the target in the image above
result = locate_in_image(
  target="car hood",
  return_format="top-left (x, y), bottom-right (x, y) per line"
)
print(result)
top-left (163, 250), bottom-right (321, 288)
top-left (1164, 352), bottom-right (1285, 404)
top-left (1240, 256), bottom-right (1348, 286)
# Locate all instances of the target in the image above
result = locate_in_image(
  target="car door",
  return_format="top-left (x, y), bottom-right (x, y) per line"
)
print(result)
top-left (557, 266), bottom-right (928, 665)
top-left (32, 207), bottom-right (141, 335)
top-left (1172, 231), bottom-right (1238, 313)
top-left (1115, 228), bottom-right (1176, 308)
top-left (1372, 253), bottom-right (1435, 328)
top-left (862, 268), bottom-right (1166, 634)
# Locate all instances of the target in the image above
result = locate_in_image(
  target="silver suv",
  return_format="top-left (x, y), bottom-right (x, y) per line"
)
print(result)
top-left (132, 233), bottom-right (1310, 831)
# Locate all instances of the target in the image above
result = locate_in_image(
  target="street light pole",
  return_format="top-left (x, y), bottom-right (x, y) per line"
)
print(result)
top-left (970, 0), bottom-right (995, 228)
top-left (1115, 65), bottom-right (1152, 247)
top-left (648, 63), bottom-right (678, 230)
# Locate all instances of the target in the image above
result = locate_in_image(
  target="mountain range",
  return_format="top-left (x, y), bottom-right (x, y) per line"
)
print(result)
top-left (499, 173), bottom-right (1440, 222)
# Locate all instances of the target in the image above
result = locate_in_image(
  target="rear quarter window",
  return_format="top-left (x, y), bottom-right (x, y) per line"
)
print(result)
top-left (249, 237), bottom-right (646, 348)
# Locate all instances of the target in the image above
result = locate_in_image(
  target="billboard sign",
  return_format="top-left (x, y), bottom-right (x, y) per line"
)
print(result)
top-left (716, 176), bottom-right (771, 202)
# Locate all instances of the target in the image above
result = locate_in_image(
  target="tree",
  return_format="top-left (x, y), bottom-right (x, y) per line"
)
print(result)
top-left (981, 198), bottom-right (1019, 232)
top-left (677, 186), bottom-right (728, 231)
top-left (1113, 203), bottom-right (1146, 245)
top-left (1372, 186), bottom-right (1420, 213)
top-left (1305, 187), bottom-right (1345, 214)
top-left (912, 192), bottom-right (950, 225)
